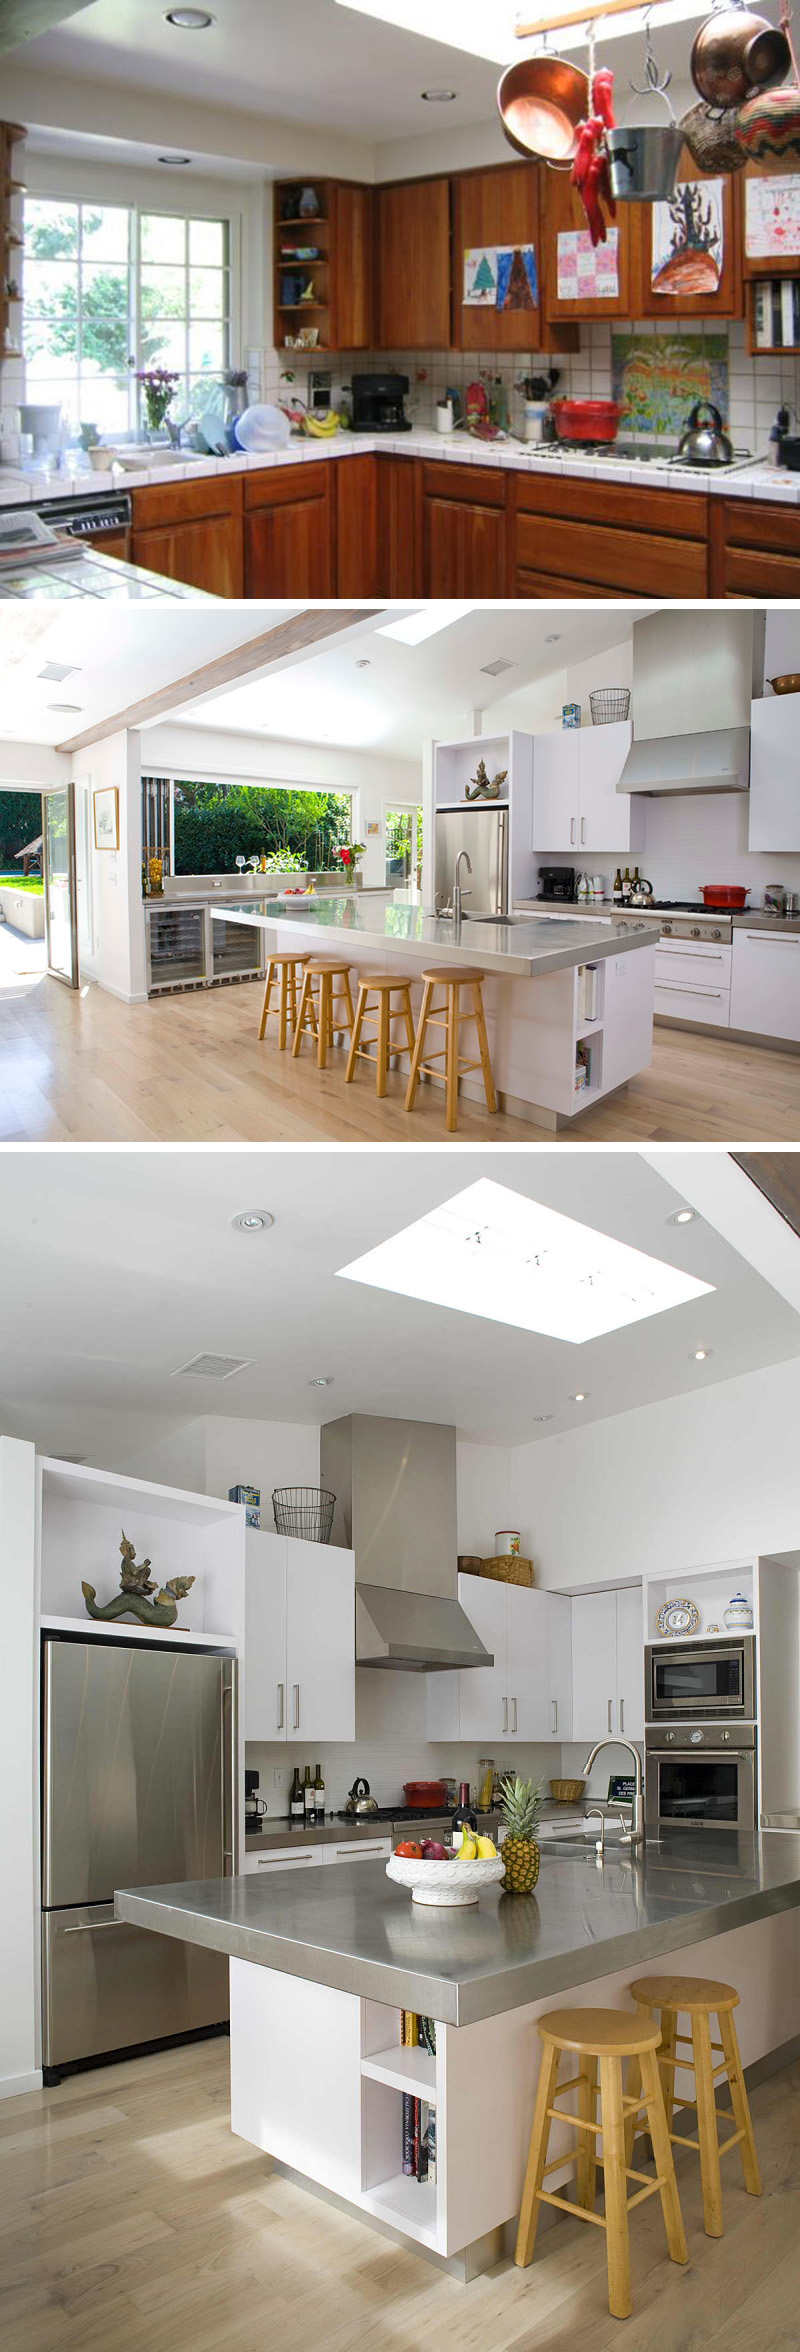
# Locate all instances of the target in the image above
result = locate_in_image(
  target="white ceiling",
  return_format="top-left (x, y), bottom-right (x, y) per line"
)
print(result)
top-left (1, 1149), bottom-right (798, 1462)
top-left (10, 0), bottom-right (706, 168)
top-left (0, 604), bottom-right (310, 749)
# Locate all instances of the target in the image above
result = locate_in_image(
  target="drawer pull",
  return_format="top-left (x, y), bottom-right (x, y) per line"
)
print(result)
top-left (655, 984), bottom-right (724, 1000)
top-left (658, 949), bottom-right (725, 961)
top-left (741, 933), bottom-right (798, 944)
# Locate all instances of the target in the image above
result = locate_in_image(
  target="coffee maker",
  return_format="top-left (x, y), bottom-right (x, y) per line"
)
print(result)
top-left (538, 864), bottom-right (576, 902)
top-left (351, 373), bottom-right (412, 432)
top-left (245, 1768), bottom-right (267, 1832)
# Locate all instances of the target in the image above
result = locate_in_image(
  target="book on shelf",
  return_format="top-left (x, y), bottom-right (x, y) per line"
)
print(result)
top-left (399, 2012), bottom-right (436, 2181)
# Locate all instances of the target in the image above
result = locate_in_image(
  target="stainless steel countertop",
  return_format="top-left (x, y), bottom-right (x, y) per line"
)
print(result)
top-left (208, 897), bottom-right (655, 979)
top-left (517, 899), bottom-right (800, 934)
top-left (245, 1809), bottom-right (502, 1854)
top-left (117, 1828), bottom-right (800, 2028)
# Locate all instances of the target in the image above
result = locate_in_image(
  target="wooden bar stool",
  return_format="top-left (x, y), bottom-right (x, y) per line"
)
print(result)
top-left (515, 2007), bottom-right (688, 2322)
top-left (404, 966), bottom-right (496, 1134)
top-left (291, 956), bottom-right (355, 1072)
top-left (257, 951), bottom-right (311, 1052)
top-left (345, 972), bottom-right (416, 1098)
top-left (626, 1974), bottom-right (761, 2239)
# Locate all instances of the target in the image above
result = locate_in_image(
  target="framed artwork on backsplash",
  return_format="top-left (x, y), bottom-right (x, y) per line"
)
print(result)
top-left (652, 180), bottom-right (725, 302)
top-left (611, 330), bottom-right (728, 442)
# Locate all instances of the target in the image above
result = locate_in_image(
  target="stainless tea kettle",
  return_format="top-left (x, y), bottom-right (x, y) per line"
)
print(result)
top-left (677, 401), bottom-right (733, 467)
top-left (345, 1775), bottom-right (379, 1817)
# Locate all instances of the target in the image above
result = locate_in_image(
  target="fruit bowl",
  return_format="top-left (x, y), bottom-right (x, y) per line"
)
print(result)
top-left (386, 1848), bottom-right (505, 1907)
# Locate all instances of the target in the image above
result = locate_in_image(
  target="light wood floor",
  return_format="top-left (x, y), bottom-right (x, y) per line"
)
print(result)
top-left (0, 974), bottom-right (799, 1143)
top-left (1, 2037), bottom-right (798, 2352)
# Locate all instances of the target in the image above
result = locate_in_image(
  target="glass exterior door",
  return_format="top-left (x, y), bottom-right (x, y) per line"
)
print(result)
top-left (43, 785), bottom-right (79, 987)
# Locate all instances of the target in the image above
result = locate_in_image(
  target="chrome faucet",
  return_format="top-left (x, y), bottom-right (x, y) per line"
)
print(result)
top-left (453, 849), bottom-right (472, 925)
top-left (582, 1737), bottom-right (646, 1852)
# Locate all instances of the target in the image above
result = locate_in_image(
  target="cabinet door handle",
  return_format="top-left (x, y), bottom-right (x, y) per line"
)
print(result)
top-left (608, 1698), bottom-right (613, 1734)
top-left (580, 817), bottom-right (586, 846)
top-left (511, 1696), bottom-right (518, 1733)
top-left (502, 1696), bottom-right (508, 1732)
top-left (293, 1683), bottom-right (300, 1730)
top-left (552, 1699), bottom-right (558, 1734)
top-left (277, 1682), bottom-right (284, 1731)
top-left (570, 817), bottom-right (576, 846)
top-left (620, 1698), bottom-right (625, 1733)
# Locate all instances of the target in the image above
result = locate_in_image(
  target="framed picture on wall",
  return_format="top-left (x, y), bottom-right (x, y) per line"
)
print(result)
top-left (93, 787), bottom-right (119, 850)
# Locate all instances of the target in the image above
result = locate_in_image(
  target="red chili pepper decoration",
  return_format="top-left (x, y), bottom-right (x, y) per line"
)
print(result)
top-left (571, 68), bottom-right (617, 247)
top-left (592, 67), bottom-right (616, 130)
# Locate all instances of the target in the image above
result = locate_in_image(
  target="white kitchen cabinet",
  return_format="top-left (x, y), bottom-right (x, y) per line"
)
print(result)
top-left (245, 1530), bottom-right (355, 1745)
top-left (243, 1844), bottom-right (322, 1873)
top-left (571, 1585), bottom-right (643, 1744)
top-left (531, 723), bottom-right (644, 858)
top-left (322, 1837), bottom-right (392, 1865)
top-left (654, 937), bottom-right (732, 1028)
top-left (748, 701), bottom-right (800, 852)
top-left (730, 928), bottom-right (800, 1045)
top-left (427, 1576), bottom-right (565, 1744)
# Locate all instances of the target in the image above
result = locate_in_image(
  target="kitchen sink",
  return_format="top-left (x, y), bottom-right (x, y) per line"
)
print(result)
top-left (460, 912), bottom-right (537, 926)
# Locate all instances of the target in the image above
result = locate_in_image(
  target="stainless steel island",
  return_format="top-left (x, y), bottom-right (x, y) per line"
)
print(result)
top-left (210, 897), bottom-right (658, 1130)
top-left (118, 1832), bottom-right (800, 2275)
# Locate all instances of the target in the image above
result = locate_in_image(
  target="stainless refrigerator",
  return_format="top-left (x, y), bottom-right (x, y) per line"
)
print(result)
top-left (41, 1636), bottom-right (235, 2077)
top-left (434, 804), bottom-right (508, 917)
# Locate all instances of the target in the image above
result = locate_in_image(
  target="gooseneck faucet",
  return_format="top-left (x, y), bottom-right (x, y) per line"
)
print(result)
top-left (453, 848), bottom-right (472, 924)
top-left (582, 1736), bottom-right (646, 1852)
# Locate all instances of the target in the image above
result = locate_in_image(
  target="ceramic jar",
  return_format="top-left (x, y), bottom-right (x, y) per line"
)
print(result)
top-left (723, 1593), bottom-right (754, 1628)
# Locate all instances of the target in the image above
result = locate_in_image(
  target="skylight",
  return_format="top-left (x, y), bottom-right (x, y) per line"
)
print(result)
top-left (337, 1179), bottom-right (714, 1343)
top-left (376, 604), bottom-right (475, 645)
top-left (334, 1), bottom-right (709, 64)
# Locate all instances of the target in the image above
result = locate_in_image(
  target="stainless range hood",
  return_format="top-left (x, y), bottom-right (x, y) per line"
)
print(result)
top-left (320, 1413), bottom-right (493, 1672)
top-left (617, 610), bottom-right (763, 795)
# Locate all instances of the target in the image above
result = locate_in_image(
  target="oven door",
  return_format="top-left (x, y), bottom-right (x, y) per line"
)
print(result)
top-left (645, 1743), bottom-right (756, 1832)
top-left (646, 1639), bottom-right (753, 1721)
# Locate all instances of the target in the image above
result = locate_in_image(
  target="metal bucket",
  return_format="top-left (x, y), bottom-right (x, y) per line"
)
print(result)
top-left (606, 117), bottom-right (684, 199)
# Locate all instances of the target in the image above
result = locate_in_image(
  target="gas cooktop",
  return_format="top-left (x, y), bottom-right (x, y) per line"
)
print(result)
top-left (537, 440), bottom-right (755, 474)
top-left (335, 1803), bottom-right (466, 1825)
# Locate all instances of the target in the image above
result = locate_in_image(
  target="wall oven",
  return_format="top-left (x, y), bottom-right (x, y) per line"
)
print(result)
top-left (646, 1635), bottom-right (755, 1723)
top-left (645, 1725), bottom-right (757, 1833)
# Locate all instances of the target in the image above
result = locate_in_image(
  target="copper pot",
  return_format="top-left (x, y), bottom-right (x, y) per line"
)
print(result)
top-left (691, 9), bottom-right (790, 109)
top-left (497, 54), bottom-right (589, 166)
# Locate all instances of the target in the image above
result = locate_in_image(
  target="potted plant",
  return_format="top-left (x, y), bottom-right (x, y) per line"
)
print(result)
top-left (336, 840), bottom-right (366, 886)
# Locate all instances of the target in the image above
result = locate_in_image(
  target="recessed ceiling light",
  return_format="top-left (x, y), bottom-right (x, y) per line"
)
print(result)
top-left (309, 1376), bottom-right (334, 1387)
top-left (669, 1207), bottom-right (697, 1226)
top-left (47, 702), bottom-right (81, 712)
top-left (337, 1179), bottom-right (715, 1344)
top-left (158, 153), bottom-right (192, 165)
top-left (230, 1210), bottom-right (274, 1234)
top-left (164, 7), bottom-right (215, 25)
top-left (422, 87), bottom-right (457, 101)
top-left (355, 658), bottom-right (371, 669)
top-left (570, 1392), bottom-right (588, 1404)
top-left (692, 1348), bottom-right (713, 1362)
top-left (545, 633), bottom-right (562, 643)
top-left (377, 603), bottom-right (473, 646)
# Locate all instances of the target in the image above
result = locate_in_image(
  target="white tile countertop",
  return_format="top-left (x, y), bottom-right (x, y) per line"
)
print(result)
top-left (1, 426), bottom-right (798, 507)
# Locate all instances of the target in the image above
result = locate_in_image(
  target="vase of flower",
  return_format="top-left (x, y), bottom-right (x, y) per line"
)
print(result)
top-left (336, 841), bottom-right (366, 886)
top-left (131, 364), bottom-right (182, 440)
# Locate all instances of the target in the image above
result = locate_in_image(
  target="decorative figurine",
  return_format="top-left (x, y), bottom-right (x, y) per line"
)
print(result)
top-left (465, 758), bottom-right (508, 802)
top-left (82, 1529), bottom-right (195, 1628)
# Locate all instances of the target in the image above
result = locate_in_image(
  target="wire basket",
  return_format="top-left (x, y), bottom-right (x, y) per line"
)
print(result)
top-left (589, 688), bottom-right (631, 726)
top-left (272, 1487), bottom-right (336, 1543)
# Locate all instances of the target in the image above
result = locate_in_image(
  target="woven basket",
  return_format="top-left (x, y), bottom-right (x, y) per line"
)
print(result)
top-left (549, 1778), bottom-right (586, 1804)
top-left (480, 1553), bottom-right (535, 1587)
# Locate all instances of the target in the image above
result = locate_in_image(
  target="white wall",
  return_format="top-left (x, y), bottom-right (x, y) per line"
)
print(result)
top-left (459, 1355), bottom-right (800, 1589)
top-left (72, 728), bottom-right (146, 1002)
top-left (143, 723), bottom-right (421, 892)
top-left (121, 1411), bottom-right (320, 1508)
top-left (0, 741), bottom-right (69, 788)
top-left (0, 1438), bottom-right (40, 2098)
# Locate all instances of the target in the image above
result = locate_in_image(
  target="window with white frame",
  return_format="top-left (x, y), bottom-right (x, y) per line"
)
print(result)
top-left (22, 198), bottom-right (231, 438)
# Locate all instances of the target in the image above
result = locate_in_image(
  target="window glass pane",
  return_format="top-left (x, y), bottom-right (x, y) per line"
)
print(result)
top-left (24, 199), bottom-right (79, 258)
top-left (141, 265), bottom-right (186, 319)
top-left (80, 205), bottom-right (130, 263)
top-left (189, 321), bottom-right (225, 374)
top-left (24, 315), bottom-right (78, 366)
top-left (22, 260), bottom-right (77, 317)
top-left (189, 218), bottom-right (225, 265)
top-left (143, 321), bottom-right (187, 372)
top-left (141, 213), bottom-right (186, 265)
top-left (189, 267), bottom-right (226, 317)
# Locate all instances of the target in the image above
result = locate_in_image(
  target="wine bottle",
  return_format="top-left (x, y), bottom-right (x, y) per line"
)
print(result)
top-left (613, 867), bottom-right (623, 904)
top-left (290, 1766), bottom-right (304, 1824)
top-left (314, 1762), bottom-right (325, 1824)
top-left (303, 1765), bottom-right (315, 1821)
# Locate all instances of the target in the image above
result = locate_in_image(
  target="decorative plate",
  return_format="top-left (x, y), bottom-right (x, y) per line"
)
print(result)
top-left (656, 1598), bottom-right (701, 1638)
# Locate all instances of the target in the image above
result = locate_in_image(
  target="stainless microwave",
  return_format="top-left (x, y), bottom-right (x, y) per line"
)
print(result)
top-left (646, 1635), bottom-right (755, 1723)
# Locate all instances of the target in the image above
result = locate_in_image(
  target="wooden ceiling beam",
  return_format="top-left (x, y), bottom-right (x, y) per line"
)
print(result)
top-left (56, 606), bottom-right (386, 751)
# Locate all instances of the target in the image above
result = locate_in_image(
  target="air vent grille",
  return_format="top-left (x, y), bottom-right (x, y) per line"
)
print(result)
top-left (480, 658), bottom-right (515, 676)
top-left (173, 1352), bottom-right (252, 1381)
top-left (37, 661), bottom-right (78, 682)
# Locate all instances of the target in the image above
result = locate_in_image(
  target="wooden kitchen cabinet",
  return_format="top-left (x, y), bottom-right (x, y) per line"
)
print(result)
top-left (131, 475), bottom-right (244, 597)
top-left (420, 460), bottom-right (508, 596)
top-left (375, 176), bottom-right (451, 348)
top-left (709, 497), bottom-right (800, 599)
top-left (749, 699), bottom-right (800, 850)
top-left (542, 167), bottom-right (639, 323)
top-left (452, 162), bottom-right (542, 351)
top-left (245, 1530), bottom-right (355, 1744)
top-left (244, 462), bottom-right (334, 596)
top-left (639, 154), bottom-right (742, 321)
top-left (331, 180), bottom-right (374, 347)
top-left (511, 472), bottom-right (709, 598)
top-left (375, 454), bottom-right (420, 595)
top-left (335, 453), bottom-right (379, 595)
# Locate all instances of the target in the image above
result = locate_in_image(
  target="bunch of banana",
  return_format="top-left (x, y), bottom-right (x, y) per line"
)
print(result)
top-left (304, 409), bottom-right (341, 439)
top-left (457, 1827), bottom-right (497, 1860)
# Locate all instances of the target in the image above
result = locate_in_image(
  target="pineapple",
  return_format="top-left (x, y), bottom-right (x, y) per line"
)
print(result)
top-left (499, 1774), bottom-right (542, 1894)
